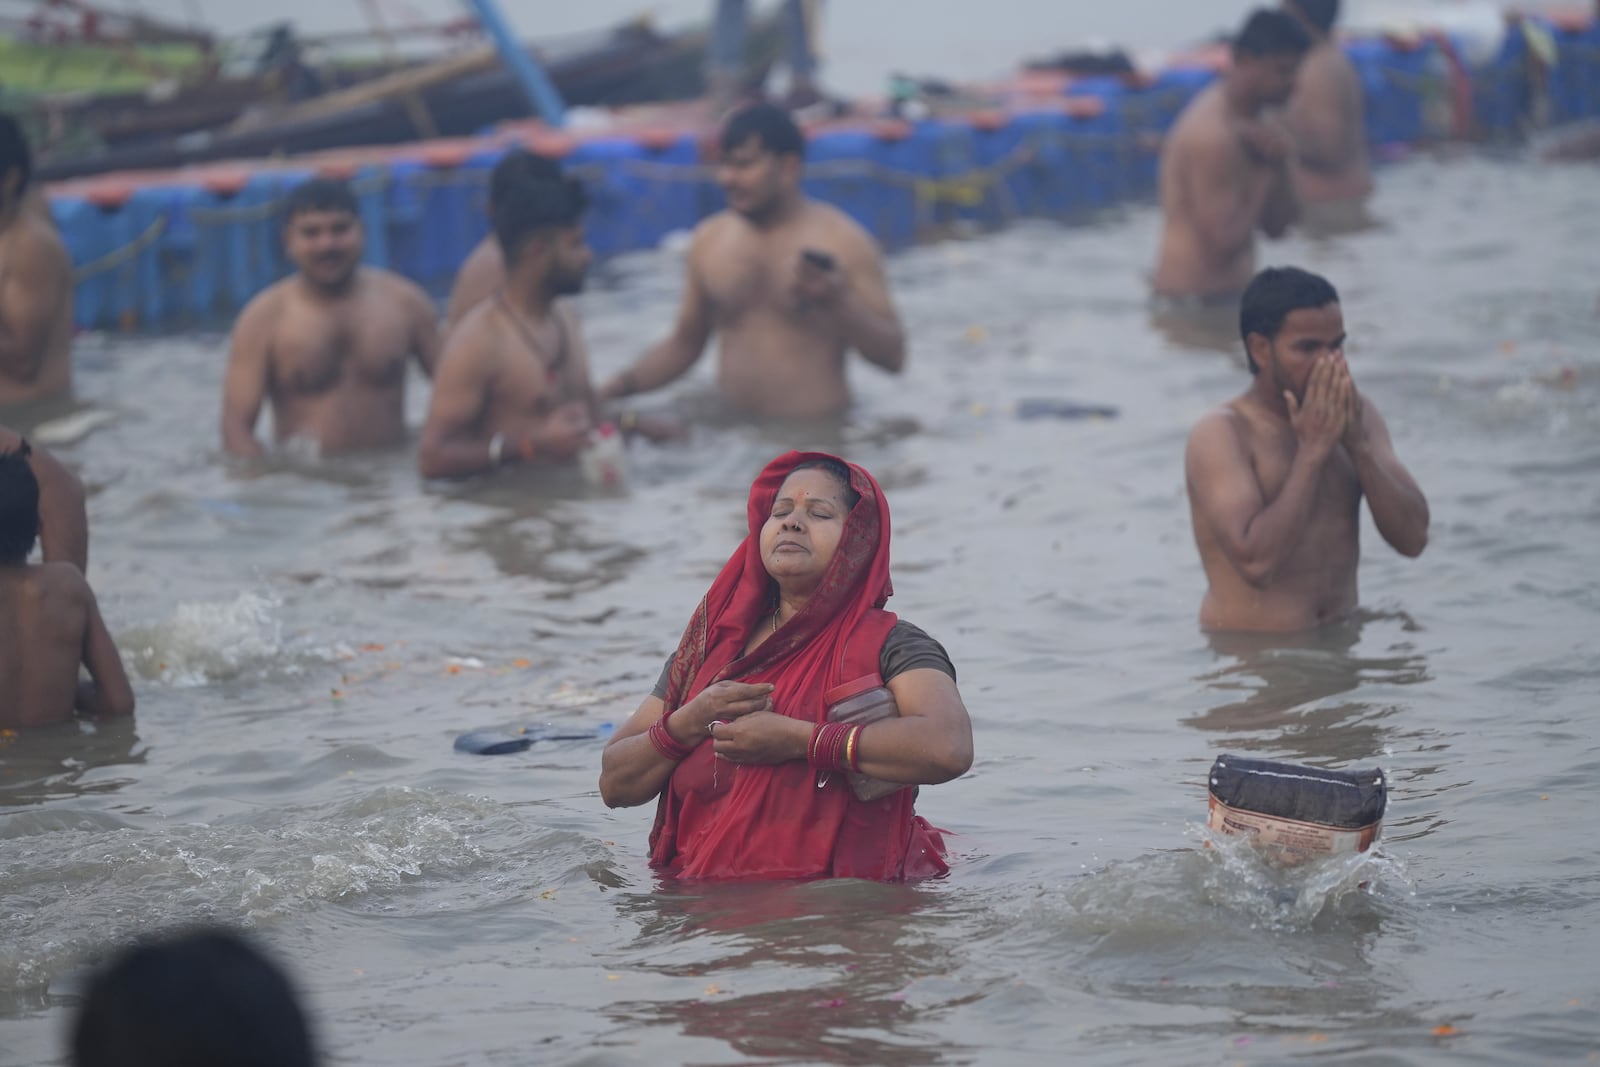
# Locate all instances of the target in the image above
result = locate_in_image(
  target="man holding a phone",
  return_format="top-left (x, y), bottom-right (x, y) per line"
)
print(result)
top-left (600, 104), bottom-right (906, 420)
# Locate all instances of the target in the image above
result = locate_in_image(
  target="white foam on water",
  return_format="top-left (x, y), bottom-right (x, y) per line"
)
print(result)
top-left (120, 591), bottom-right (326, 687)
top-left (1186, 823), bottom-right (1411, 932)
top-left (0, 787), bottom-right (586, 995)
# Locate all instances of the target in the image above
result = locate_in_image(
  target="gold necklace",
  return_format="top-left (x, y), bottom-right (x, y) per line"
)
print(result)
top-left (771, 608), bottom-right (780, 633)
top-left (494, 292), bottom-right (565, 381)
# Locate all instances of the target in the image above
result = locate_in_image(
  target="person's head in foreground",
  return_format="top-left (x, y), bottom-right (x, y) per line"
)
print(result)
top-left (717, 103), bottom-right (807, 222)
top-left (601, 451), bottom-right (972, 882)
top-left (0, 445), bottom-right (40, 565)
top-left (282, 178), bottom-right (364, 293)
top-left (1232, 8), bottom-right (1314, 107)
top-left (1240, 265), bottom-right (1344, 398)
top-left (0, 113), bottom-right (34, 216)
top-left (72, 926), bottom-right (317, 1067)
top-left (492, 152), bottom-right (591, 299)
top-left (1284, 0), bottom-right (1340, 38)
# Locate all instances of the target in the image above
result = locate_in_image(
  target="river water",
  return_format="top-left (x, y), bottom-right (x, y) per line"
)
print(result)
top-left (2, 149), bottom-right (1599, 1064)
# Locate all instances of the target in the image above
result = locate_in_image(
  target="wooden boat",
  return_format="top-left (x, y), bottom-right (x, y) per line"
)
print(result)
top-left (23, 7), bottom-right (784, 181)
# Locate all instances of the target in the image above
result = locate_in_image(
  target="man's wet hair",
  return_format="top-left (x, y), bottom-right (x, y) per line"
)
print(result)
top-left (282, 178), bottom-right (359, 224)
top-left (721, 103), bottom-right (807, 160)
top-left (0, 446), bottom-right (40, 565)
top-left (490, 153), bottom-right (588, 261)
top-left (72, 926), bottom-right (317, 1067)
top-left (1233, 8), bottom-right (1314, 58)
top-left (790, 457), bottom-right (862, 511)
top-left (1289, 0), bottom-right (1341, 34)
top-left (489, 148), bottom-right (564, 211)
top-left (1239, 267), bottom-right (1340, 374)
top-left (0, 113), bottom-right (33, 196)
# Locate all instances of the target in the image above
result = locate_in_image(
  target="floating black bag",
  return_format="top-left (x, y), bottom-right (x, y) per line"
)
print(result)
top-left (1207, 754), bottom-right (1387, 861)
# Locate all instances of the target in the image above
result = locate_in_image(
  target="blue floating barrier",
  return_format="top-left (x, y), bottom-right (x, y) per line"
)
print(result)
top-left (803, 126), bottom-right (920, 250)
top-left (912, 119), bottom-right (984, 228)
top-left (407, 159), bottom-right (483, 295)
top-left (1473, 26), bottom-right (1534, 137)
top-left (1550, 19), bottom-right (1600, 123)
top-left (381, 159), bottom-right (428, 280)
top-left (567, 138), bottom-right (637, 259)
top-left (126, 186), bottom-right (177, 327)
top-left (1068, 78), bottom-right (1137, 207)
top-left (970, 111), bottom-right (1057, 221)
top-left (53, 196), bottom-right (105, 330)
top-left (1350, 38), bottom-right (1439, 147)
top-left (567, 135), bottom-right (705, 258)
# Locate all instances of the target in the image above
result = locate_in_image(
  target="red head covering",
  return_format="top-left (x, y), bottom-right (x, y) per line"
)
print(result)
top-left (649, 451), bottom-right (948, 881)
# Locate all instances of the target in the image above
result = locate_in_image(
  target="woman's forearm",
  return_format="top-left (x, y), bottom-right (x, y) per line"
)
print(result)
top-left (848, 715), bottom-right (972, 785)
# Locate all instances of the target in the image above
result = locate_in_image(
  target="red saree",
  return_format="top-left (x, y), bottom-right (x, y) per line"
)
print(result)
top-left (648, 451), bottom-right (949, 881)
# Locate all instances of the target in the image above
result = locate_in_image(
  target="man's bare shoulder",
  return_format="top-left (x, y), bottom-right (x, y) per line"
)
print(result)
top-left (235, 279), bottom-right (292, 323)
top-left (366, 267), bottom-right (433, 305)
top-left (439, 299), bottom-right (505, 364)
top-left (463, 236), bottom-right (503, 268)
top-left (9, 560), bottom-right (91, 602)
top-left (8, 213), bottom-right (70, 273)
top-left (803, 199), bottom-right (884, 257)
top-left (1168, 85), bottom-right (1226, 147)
top-left (690, 211), bottom-right (745, 254)
top-left (1311, 41), bottom-right (1359, 82)
top-left (1187, 401), bottom-right (1253, 454)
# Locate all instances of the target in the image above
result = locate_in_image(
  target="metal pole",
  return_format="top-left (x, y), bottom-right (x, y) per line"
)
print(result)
top-left (461, 0), bottom-right (567, 127)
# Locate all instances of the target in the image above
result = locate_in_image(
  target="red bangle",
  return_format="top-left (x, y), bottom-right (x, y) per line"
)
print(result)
top-left (808, 722), bottom-right (856, 773)
top-left (647, 714), bottom-right (695, 762)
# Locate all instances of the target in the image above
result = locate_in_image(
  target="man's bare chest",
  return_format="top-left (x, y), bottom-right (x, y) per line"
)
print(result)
top-left (1254, 441), bottom-right (1361, 521)
top-left (271, 311), bottom-right (410, 394)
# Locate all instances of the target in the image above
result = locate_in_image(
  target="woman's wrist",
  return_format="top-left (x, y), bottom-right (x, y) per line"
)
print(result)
top-left (789, 718), bottom-right (814, 762)
top-left (648, 707), bottom-right (696, 762)
top-left (662, 705), bottom-right (690, 745)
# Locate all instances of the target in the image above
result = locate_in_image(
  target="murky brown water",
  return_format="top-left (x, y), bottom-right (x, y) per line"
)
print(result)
top-left (3, 151), bottom-right (1599, 1065)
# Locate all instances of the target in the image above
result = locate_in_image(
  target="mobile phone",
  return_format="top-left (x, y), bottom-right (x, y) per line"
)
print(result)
top-left (801, 248), bottom-right (836, 271)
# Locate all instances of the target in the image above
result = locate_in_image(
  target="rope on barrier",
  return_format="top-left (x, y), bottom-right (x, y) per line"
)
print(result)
top-left (191, 200), bottom-right (281, 225)
top-left (72, 214), bottom-right (166, 283)
top-left (189, 170), bottom-right (392, 225)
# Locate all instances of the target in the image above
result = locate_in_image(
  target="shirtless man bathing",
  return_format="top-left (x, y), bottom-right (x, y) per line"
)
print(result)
top-left (0, 423), bottom-right (87, 571)
top-left (1185, 267), bottom-right (1429, 633)
top-left (421, 155), bottom-right (676, 478)
top-left (222, 178), bottom-right (440, 458)
top-left (1152, 10), bottom-right (1310, 315)
top-left (1282, 0), bottom-right (1376, 233)
top-left (443, 149), bottom-right (546, 329)
top-left (0, 447), bottom-right (132, 729)
top-left (599, 103), bottom-right (906, 419)
top-left (0, 115), bottom-right (75, 411)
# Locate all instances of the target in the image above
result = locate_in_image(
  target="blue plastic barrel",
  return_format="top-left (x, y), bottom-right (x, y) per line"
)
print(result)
top-left (382, 159), bottom-right (428, 281)
top-left (1064, 78), bottom-right (1135, 207)
top-left (52, 197), bottom-right (104, 330)
top-left (1549, 19), bottom-right (1600, 124)
top-left (969, 111), bottom-right (1065, 222)
top-left (803, 127), bottom-right (919, 250)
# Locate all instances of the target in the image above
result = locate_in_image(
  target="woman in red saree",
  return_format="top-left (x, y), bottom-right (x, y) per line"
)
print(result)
top-left (599, 451), bottom-right (973, 881)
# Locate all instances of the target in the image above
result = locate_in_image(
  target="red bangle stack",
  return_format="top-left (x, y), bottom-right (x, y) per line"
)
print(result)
top-left (808, 722), bottom-right (864, 774)
top-left (647, 709), bottom-right (695, 762)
